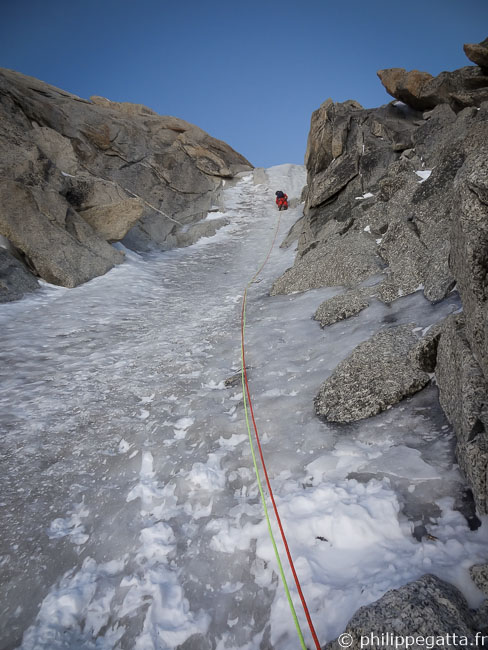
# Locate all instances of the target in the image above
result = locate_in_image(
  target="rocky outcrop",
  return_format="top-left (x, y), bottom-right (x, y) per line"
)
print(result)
top-left (464, 38), bottom-right (488, 72)
top-left (0, 68), bottom-right (251, 296)
top-left (275, 39), bottom-right (488, 514)
top-left (270, 230), bottom-right (383, 294)
top-left (325, 575), bottom-right (479, 650)
top-left (315, 325), bottom-right (431, 422)
top-left (378, 53), bottom-right (488, 112)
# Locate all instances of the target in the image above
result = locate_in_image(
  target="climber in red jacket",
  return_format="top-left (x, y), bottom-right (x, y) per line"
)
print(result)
top-left (275, 190), bottom-right (288, 211)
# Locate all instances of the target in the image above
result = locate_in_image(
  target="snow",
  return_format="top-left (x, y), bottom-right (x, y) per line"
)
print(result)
top-left (0, 165), bottom-right (487, 650)
top-left (257, 163), bottom-right (306, 199)
top-left (356, 192), bottom-right (374, 200)
top-left (416, 169), bottom-right (432, 182)
top-left (204, 210), bottom-right (228, 221)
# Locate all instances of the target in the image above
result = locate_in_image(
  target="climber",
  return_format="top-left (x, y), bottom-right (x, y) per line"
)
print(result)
top-left (275, 190), bottom-right (288, 211)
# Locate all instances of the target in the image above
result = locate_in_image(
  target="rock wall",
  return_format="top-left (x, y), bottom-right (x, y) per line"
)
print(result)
top-left (0, 68), bottom-right (252, 299)
top-left (274, 38), bottom-right (488, 517)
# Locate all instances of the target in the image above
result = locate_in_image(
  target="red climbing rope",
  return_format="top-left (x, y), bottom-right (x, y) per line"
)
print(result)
top-left (240, 205), bottom-right (322, 650)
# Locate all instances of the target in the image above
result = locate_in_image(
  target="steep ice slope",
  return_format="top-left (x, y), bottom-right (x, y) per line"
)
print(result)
top-left (0, 165), bottom-right (487, 650)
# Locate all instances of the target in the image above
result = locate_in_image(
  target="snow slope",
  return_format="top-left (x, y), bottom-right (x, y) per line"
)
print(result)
top-left (0, 167), bottom-right (487, 650)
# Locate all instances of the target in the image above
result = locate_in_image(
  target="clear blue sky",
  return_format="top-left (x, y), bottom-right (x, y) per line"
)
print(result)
top-left (1, 0), bottom-right (487, 168)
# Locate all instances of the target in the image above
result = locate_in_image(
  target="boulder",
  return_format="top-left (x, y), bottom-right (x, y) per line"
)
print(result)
top-left (314, 290), bottom-right (369, 327)
top-left (377, 68), bottom-right (435, 110)
top-left (464, 38), bottom-right (488, 72)
top-left (314, 324), bottom-right (430, 422)
top-left (378, 65), bottom-right (488, 112)
top-left (325, 575), bottom-right (477, 650)
top-left (0, 246), bottom-right (39, 302)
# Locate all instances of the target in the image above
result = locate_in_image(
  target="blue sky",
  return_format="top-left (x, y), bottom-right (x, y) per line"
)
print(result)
top-left (1, 0), bottom-right (487, 168)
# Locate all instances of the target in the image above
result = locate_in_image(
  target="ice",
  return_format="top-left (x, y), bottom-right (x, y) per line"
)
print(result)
top-left (173, 416), bottom-right (194, 439)
top-left (0, 166), bottom-right (487, 650)
top-left (118, 438), bottom-right (132, 453)
top-left (47, 500), bottom-right (89, 546)
top-left (359, 446), bottom-right (441, 481)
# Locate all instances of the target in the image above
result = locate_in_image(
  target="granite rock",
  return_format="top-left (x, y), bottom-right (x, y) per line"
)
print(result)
top-left (470, 563), bottom-right (488, 596)
top-left (0, 246), bottom-right (39, 302)
top-left (315, 325), bottom-right (430, 422)
top-left (463, 38), bottom-right (488, 73)
top-left (0, 67), bottom-right (251, 289)
top-left (378, 64), bottom-right (488, 112)
top-left (314, 290), bottom-right (369, 327)
top-left (435, 315), bottom-right (488, 513)
top-left (325, 575), bottom-right (477, 650)
top-left (79, 198), bottom-right (144, 242)
top-left (271, 231), bottom-right (383, 295)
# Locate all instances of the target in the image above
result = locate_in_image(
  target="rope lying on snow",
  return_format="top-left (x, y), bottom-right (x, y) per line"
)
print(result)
top-left (240, 197), bottom-right (321, 650)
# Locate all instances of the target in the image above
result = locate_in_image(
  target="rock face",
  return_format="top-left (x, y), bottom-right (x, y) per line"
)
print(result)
top-left (0, 68), bottom-right (251, 296)
top-left (0, 180), bottom-right (124, 287)
top-left (277, 39), bottom-right (488, 515)
top-left (0, 247), bottom-right (39, 302)
top-left (315, 325), bottom-right (430, 422)
top-left (79, 198), bottom-right (144, 242)
top-left (436, 315), bottom-right (488, 514)
top-left (325, 575), bottom-right (479, 650)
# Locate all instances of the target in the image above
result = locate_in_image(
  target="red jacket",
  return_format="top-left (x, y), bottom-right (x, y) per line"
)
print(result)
top-left (276, 193), bottom-right (288, 206)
